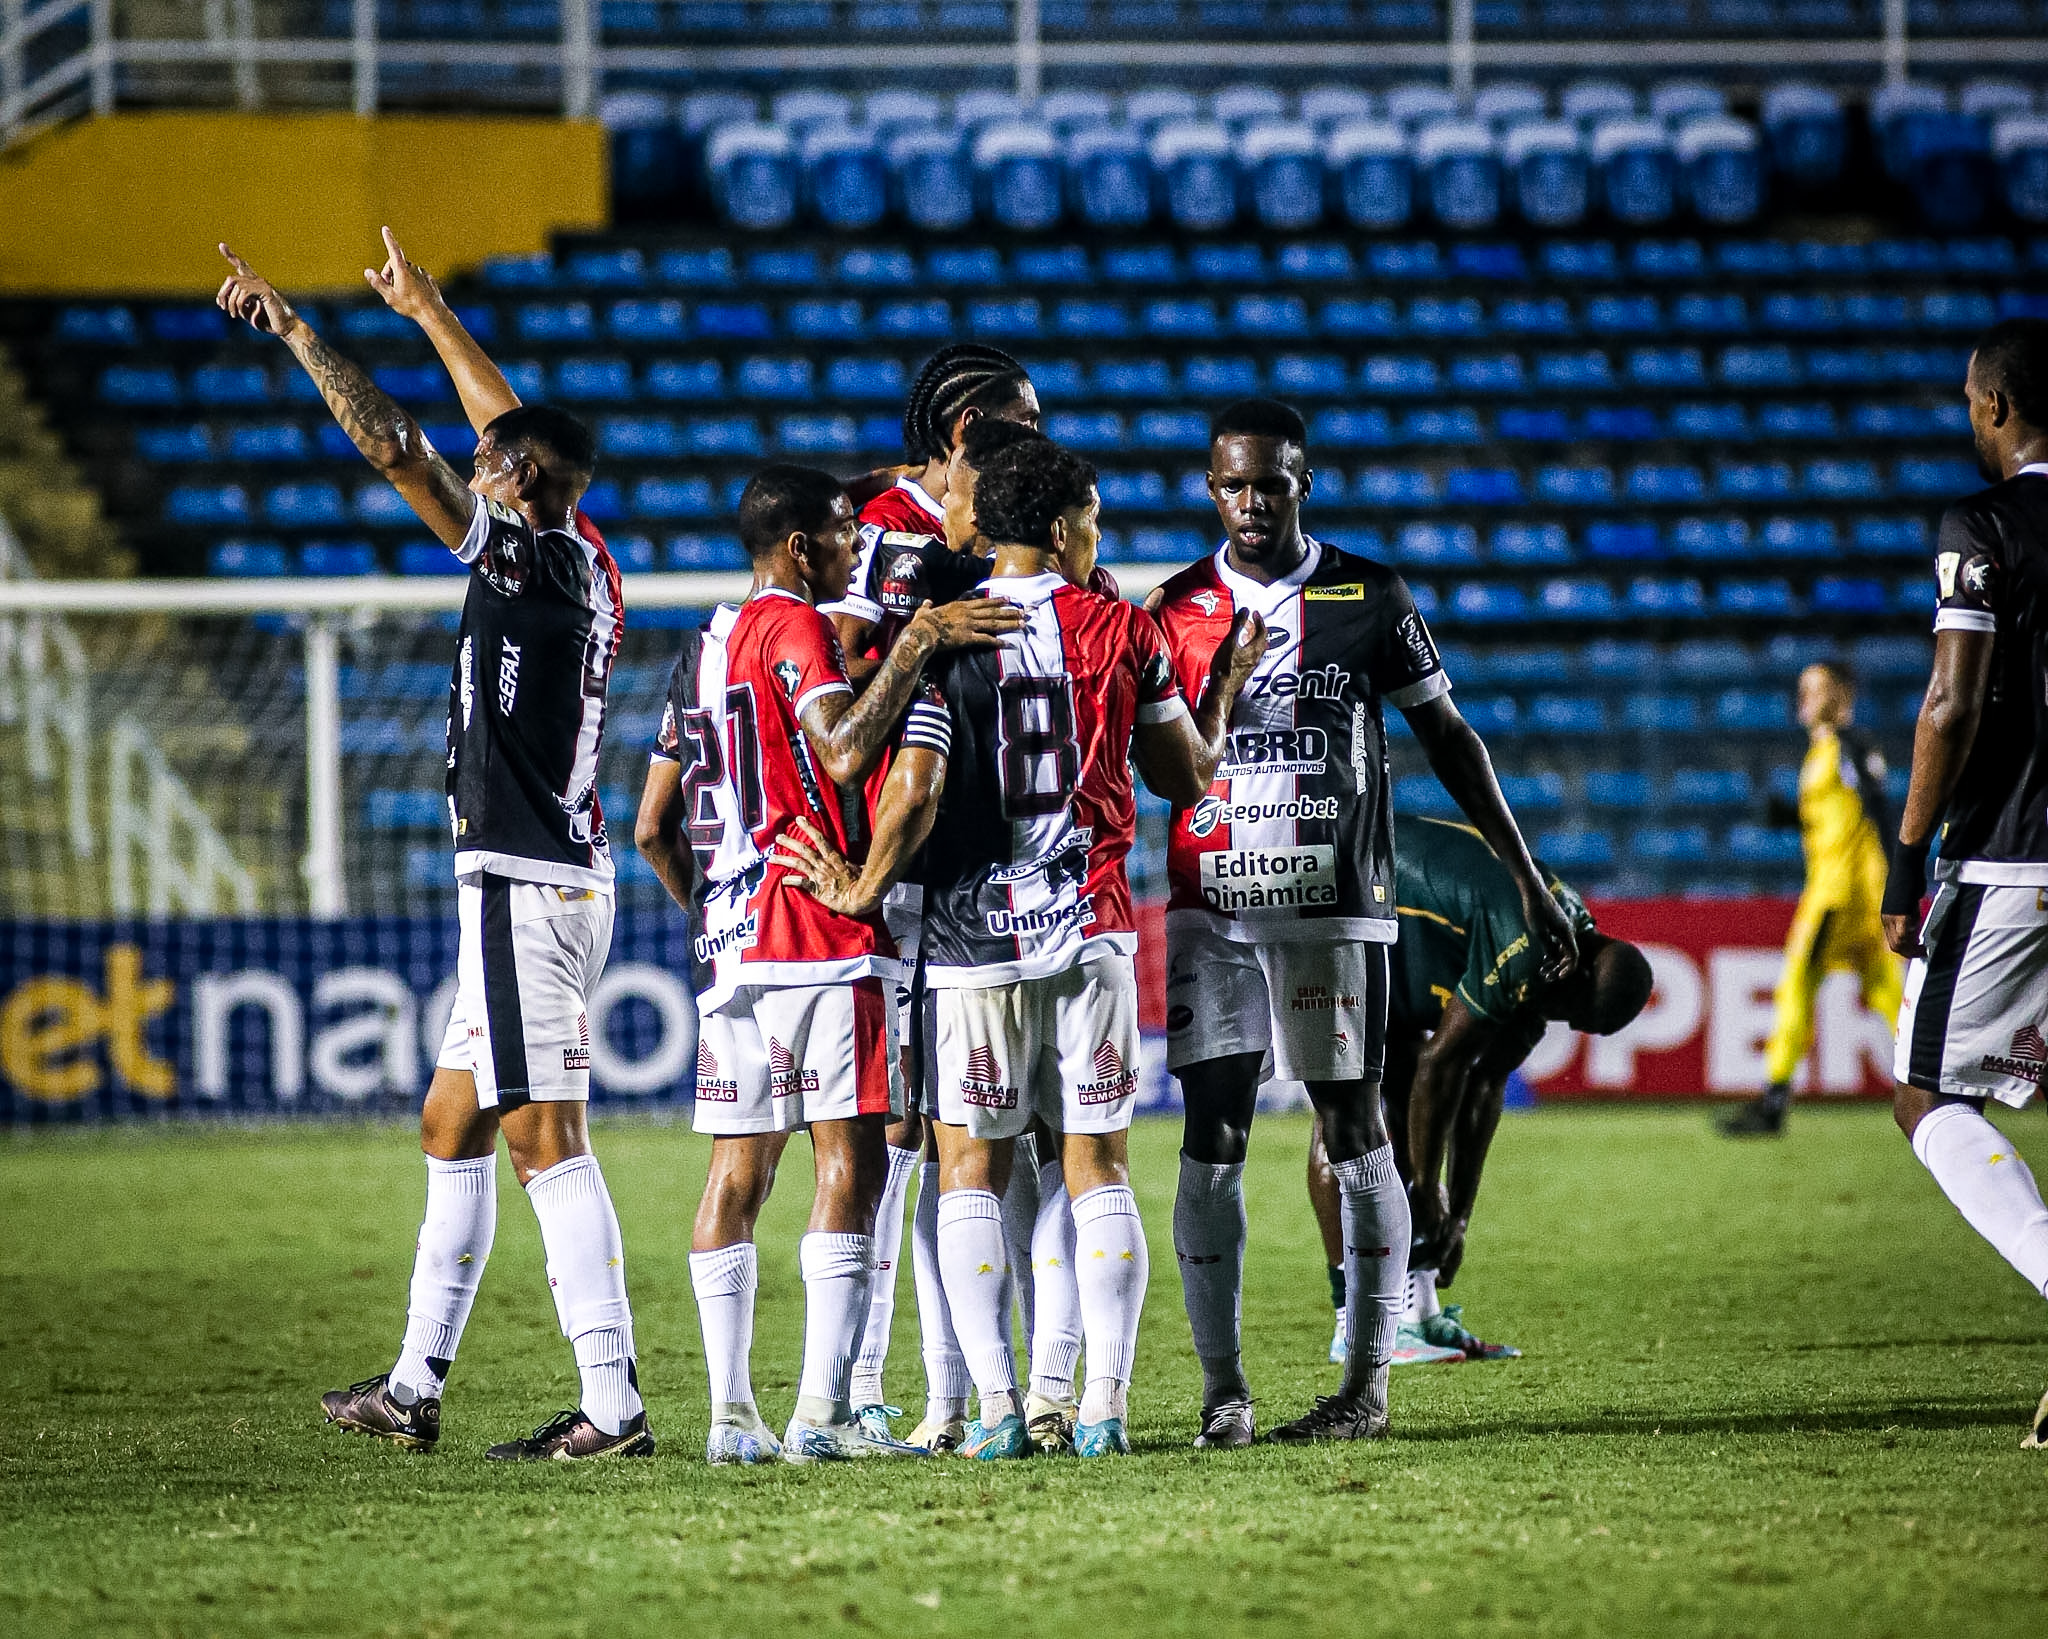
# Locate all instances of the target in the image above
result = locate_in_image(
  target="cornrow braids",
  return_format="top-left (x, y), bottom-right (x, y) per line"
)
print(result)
top-left (902, 343), bottom-right (1031, 463)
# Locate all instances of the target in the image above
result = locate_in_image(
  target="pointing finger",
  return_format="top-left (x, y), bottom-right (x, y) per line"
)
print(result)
top-left (218, 242), bottom-right (254, 276)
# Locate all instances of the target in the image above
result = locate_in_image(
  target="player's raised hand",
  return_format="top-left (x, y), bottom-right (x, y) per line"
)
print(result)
top-left (769, 816), bottom-right (870, 915)
top-left (1524, 886), bottom-right (1579, 983)
top-left (215, 244), bottom-right (298, 338)
top-left (912, 595), bottom-right (1026, 652)
top-left (363, 226), bottom-right (445, 323)
top-left (1206, 607), bottom-right (1268, 698)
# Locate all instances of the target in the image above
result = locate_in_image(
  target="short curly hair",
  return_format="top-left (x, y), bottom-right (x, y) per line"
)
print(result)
top-left (956, 415), bottom-right (1047, 472)
top-left (1974, 318), bottom-right (2048, 426)
top-left (901, 344), bottom-right (1033, 463)
top-left (971, 439), bottom-right (1098, 550)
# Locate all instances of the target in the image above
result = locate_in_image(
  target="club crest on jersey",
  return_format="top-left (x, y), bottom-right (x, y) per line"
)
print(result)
top-left (1077, 1039), bottom-right (1137, 1105)
top-left (957, 1043), bottom-right (1017, 1109)
top-left (694, 1039), bottom-right (739, 1102)
top-left (1190, 590), bottom-right (1223, 617)
top-left (1962, 557), bottom-right (1993, 598)
top-left (773, 658), bottom-right (803, 700)
top-left (767, 1037), bottom-right (820, 1099)
top-left (879, 548), bottom-right (927, 613)
top-left (1981, 1023), bottom-right (2048, 1083)
top-left (988, 828), bottom-right (1093, 888)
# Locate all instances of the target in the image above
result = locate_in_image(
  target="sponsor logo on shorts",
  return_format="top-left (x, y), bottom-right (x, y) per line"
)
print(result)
top-left (1980, 1023), bottom-right (2048, 1083)
top-left (1186, 794), bottom-right (1341, 838)
top-left (984, 895), bottom-right (1097, 938)
top-left (1077, 1039), bottom-right (1137, 1106)
top-left (1216, 726), bottom-right (1328, 778)
top-left (563, 1011), bottom-right (590, 1071)
top-left (1199, 846), bottom-right (1340, 913)
top-left (957, 1043), bottom-right (1017, 1109)
top-left (767, 1037), bottom-right (819, 1099)
top-left (1289, 984), bottom-right (1359, 1013)
top-left (694, 914), bottom-right (759, 964)
top-left (695, 1040), bottom-right (739, 1102)
top-left (1167, 1004), bottom-right (1195, 1031)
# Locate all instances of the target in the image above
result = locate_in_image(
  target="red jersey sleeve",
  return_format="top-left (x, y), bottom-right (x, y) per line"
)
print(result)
top-left (1129, 608), bottom-right (1190, 724)
top-left (764, 603), bottom-right (854, 719)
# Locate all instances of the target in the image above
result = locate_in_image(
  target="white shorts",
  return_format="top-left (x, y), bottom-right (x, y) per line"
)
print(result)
top-left (436, 873), bottom-right (614, 1108)
top-left (1164, 921), bottom-right (1388, 1084)
top-left (693, 978), bottom-right (901, 1136)
top-left (933, 952), bottom-right (1142, 1140)
top-left (1895, 880), bottom-right (2048, 1109)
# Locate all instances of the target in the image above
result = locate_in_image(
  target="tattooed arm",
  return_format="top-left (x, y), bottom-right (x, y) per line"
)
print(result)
top-left (216, 242), bottom-right (476, 549)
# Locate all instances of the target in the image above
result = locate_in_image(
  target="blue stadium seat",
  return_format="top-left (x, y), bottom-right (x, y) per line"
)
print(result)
top-left (1449, 581), bottom-right (1531, 622)
top-left (1762, 632), bottom-right (1836, 674)
top-left (364, 789), bottom-right (446, 830)
top-left (1142, 299), bottom-right (1222, 339)
top-left (1328, 122), bottom-right (1413, 230)
top-left (300, 540), bottom-right (379, 576)
top-left (1322, 296), bottom-right (1402, 337)
top-left (1397, 522), bottom-right (1480, 564)
top-left (1100, 244), bottom-right (1179, 284)
top-left (1805, 458), bottom-right (1882, 499)
top-left (1673, 292), bottom-right (1749, 334)
top-left (1445, 468), bottom-right (1523, 505)
top-left (1494, 295), bottom-right (1572, 336)
top-left (803, 126), bottom-right (888, 231)
top-left (1044, 298), bottom-right (1119, 340)
top-left (58, 304), bottom-right (138, 345)
top-left (1585, 769), bottom-right (1652, 808)
top-left (1715, 687), bottom-right (1792, 730)
top-left (607, 299), bottom-right (687, 342)
top-left (683, 417), bottom-right (765, 457)
top-left (1920, 290), bottom-right (1997, 332)
top-left (1093, 359), bottom-right (1173, 399)
top-left (1669, 401), bottom-right (1751, 441)
top-left (190, 365), bottom-right (272, 407)
top-left (1895, 457), bottom-right (1979, 496)
top-left (227, 423), bottom-right (308, 462)
top-left (1190, 243), bottom-right (1268, 285)
top-left (137, 423), bottom-right (213, 462)
top-left (1047, 410), bottom-right (1125, 450)
top-left (1184, 355), bottom-right (1261, 397)
top-left (655, 248), bottom-right (735, 288)
top-left (1760, 401), bottom-right (1839, 439)
top-left (1491, 522), bottom-right (1574, 564)
top-left (1504, 123), bottom-right (1587, 228)
top-left (1392, 773), bottom-right (1461, 816)
top-left (963, 297), bottom-right (1035, 339)
top-left (1632, 825), bottom-right (1713, 865)
top-left (338, 306), bottom-right (414, 341)
top-left (1125, 526), bottom-right (1211, 562)
top-left (564, 247), bottom-right (647, 289)
top-left (1626, 465), bottom-right (1705, 504)
top-left (1494, 407), bottom-right (1571, 442)
top-left (1408, 296), bottom-right (1486, 338)
top-left (629, 477), bottom-right (711, 519)
top-left (1811, 575), bottom-right (1888, 615)
top-left (260, 482), bottom-right (344, 527)
top-left (1807, 347), bottom-right (1883, 386)
top-left (824, 356), bottom-right (904, 401)
top-left (744, 248), bottom-right (819, 287)
top-left (1716, 461), bottom-right (1795, 501)
top-left (1027, 360), bottom-right (1085, 398)
top-left (356, 483), bottom-right (417, 526)
top-left (1668, 637), bottom-right (1753, 680)
top-left (1714, 579), bottom-right (1796, 617)
top-left (966, 124), bottom-right (1060, 232)
top-left (1586, 294), bottom-right (1660, 335)
top-left (599, 416), bottom-right (684, 459)
top-left (1719, 344), bottom-right (1801, 388)
top-left (1310, 408), bottom-right (1395, 447)
top-left (1360, 354), bottom-right (1439, 395)
top-left (1449, 353), bottom-right (1525, 394)
top-left (779, 415), bottom-right (860, 455)
top-left (209, 539), bottom-right (290, 577)
top-left (1996, 117), bottom-right (2048, 223)
top-left (1631, 576), bottom-right (1708, 618)
top-left (1536, 827), bottom-right (1615, 869)
top-left (1668, 516), bottom-right (1749, 560)
top-left (695, 301), bottom-right (779, 341)
top-left (1527, 694), bottom-right (1605, 733)
top-left (1627, 347), bottom-right (1706, 390)
top-left (1231, 296), bottom-right (1310, 338)
top-left (1354, 466), bottom-right (1438, 506)
top-left (1148, 122), bottom-right (1238, 232)
top-left (1622, 691), bottom-right (1702, 731)
top-left (1402, 408), bottom-right (1483, 444)
top-left (1763, 81), bottom-right (1846, 188)
top-left (667, 533), bottom-right (745, 569)
top-left (1759, 516), bottom-right (1838, 558)
top-left (1370, 241), bottom-right (1448, 280)
top-left (1458, 696), bottom-right (1520, 736)
top-left (398, 541), bottom-right (467, 576)
top-left (707, 125), bottom-right (798, 231)
top-left (1843, 293), bottom-right (1910, 331)
top-left (1679, 117), bottom-right (1763, 224)
top-left (1537, 466), bottom-right (1616, 505)
top-left (151, 305), bottom-right (227, 343)
top-left (605, 533), bottom-right (657, 574)
top-left (1592, 119), bottom-right (1675, 224)
top-left (787, 299), bottom-right (865, 341)
top-left (1463, 646), bottom-right (1567, 685)
top-left (1586, 520), bottom-right (1660, 558)
top-left (1535, 350), bottom-right (1614, 391)
top-left (1277, 242), bottom-right (1354, 280)
top-left (371, 365), bottom-right (448, 402)
top-left (1240, 123), bottom-right (1326, 231)
top-left (1098, 469), bottom-right (1168, 510)
top-left (1631, 239), bottom-right (1704, 280)
top-left (1500, 770), bottom-right (1566, 812)
top-left (1066, 126), bottom-right (1153, 230)
top-left (553, 358), bottom-right (632, 401)
top-left (1725, 824), bottom-right (1802, 866)
top-left (481, 252), bottom-right (556, 290)
top-left (643, 358), bottom-right (726, 401)
top-left (737, 356), bottom-right (814, 399)
top-left (100, 365), bottom-right (182, 406)
top-left (1852, 515), bottom-right (1930, 557)
top-left (1539, 578), bottom-right (1619, 618)
top-left (1416, 123), bottom-right (1499, 231)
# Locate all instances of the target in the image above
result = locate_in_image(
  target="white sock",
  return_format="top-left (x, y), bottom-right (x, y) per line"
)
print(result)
top-left (796, 1231), bottom-right (874, 1424)
top-left (390, 1153), bottom-right (496, 1403)
top-left (1028, 1156), bottom-right (1082, 1402)
top-left (1002, 1146), bottom-right (1041, 1368)
top-left (1072, 1183), bottom-right (1148, 1426)
top-left (1912, 1103), bottom-right (2048, 1298)
top-left (852, 1144), bottom-right (919, 1408)
top-left (689, 1242), bottom-right (760, 1417)
top-left (937, 1188), bottom-right (1018, 1421)
top-left (1173, 1153), bottom-right (1248, 1406)
top-left (1333, 1145), bottom-right (1409, 1415)
top-left (911, 1161), bottom-right (972, 1415)
top-left (1404, 1266), bottom-right (1442, 1323)
top-left (526, 1154), bottom-right (642, 1436)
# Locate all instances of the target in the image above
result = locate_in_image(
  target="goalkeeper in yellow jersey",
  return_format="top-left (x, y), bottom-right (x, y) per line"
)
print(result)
top-left (1719, 661), bottom-right (1904, 1136)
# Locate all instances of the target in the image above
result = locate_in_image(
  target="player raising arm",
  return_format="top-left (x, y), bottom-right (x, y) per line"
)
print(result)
top-left (776, 438), bottom-right (1267, 1459)
top-left (1150, 398), bottom-right (1575, 1449)
top-left (1879, 318), bottom-right (2048, 1451)
top-left (215, 244), bottom-right (652, 1461)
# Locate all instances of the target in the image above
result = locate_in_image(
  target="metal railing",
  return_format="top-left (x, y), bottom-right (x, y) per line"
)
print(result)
top-left (6, 0), bottom-right (2048, 150)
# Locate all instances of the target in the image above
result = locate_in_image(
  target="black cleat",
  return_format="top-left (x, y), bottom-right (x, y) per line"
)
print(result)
top-left (485, 1408), bottom-right (655, 1462)
top-left (1267, 1393), bottom-right (1389, 1444)
top-left (321, 1374), bottom-right (439, 1451)
top-left (1716, 1098), bottom-right (1786, 1138)
top-left (1193, 1399), bottom-right (1256, 1449)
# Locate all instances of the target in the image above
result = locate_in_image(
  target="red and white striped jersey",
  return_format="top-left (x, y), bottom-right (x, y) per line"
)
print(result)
top-left (653, 588), bottom-right (896, 1011)
top-left (912, 573), bottom-right (1187, 987)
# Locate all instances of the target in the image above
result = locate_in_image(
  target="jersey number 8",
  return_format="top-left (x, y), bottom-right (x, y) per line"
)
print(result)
top-left (996, 674), bottom-right (1079, 820)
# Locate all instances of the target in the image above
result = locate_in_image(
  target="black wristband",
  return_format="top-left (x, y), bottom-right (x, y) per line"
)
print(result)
top-left (1881, 834), bottom-right (1930, 918)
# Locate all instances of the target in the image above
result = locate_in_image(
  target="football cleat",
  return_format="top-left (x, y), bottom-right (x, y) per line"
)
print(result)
top-left (1390, 1322), bottom-right (1467, 1366)
top-left (906, 1413), bottom-right (968, 1454)
top-left (706, 1406), bottom-right (782, 1466)
top-left (782, 1415), bottom-right (930, 1464)
top-left (320, 1374), bottom-right (439, 1451)
top-left (1193, 1400), bottom-right (1255, 1450)
top-left (2022, 1386), bottom-right (2048, 1450)
top-left (1419, 1305), bottom-right (1522, 1361)
top-left (1716, 1098), bottom-right (1785, 1138)
top-left (1267, 1393), bottom-right (1389, 1444)
top-left (854, 1403), bottom-right (902, 1443)
top-left (484, 1408), bottom-right (654, 1461)
top-left (1075, 1417), bottom-right (1131, 1457)
top-left (1025, 1392), bottom-right (1077, 1456)
top-left (960, 1414), bottom-right (1033, 1460)
top-left (1328, 1310), bottom-right (1348, 1366)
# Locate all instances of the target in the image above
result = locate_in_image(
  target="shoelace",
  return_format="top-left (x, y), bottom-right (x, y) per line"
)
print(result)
top-left (346, 1376), bottom-right (389, 1397)
top-left (524, 1409), bottom-right (583, 1445)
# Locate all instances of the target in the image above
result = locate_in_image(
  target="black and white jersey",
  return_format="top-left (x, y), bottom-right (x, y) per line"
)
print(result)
top-left (447, 500), bottom-right (621, 891)
top-left (1154, 539), bottom-right (1449, 945)
top-left (1930, 465), bottom-right (2048, 881)
top-left (822, 527), bottom-right (994, 657)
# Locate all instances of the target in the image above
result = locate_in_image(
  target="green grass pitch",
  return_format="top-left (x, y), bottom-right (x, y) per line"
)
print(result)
top-left (4, 1105), bottom-right (2046, 1637)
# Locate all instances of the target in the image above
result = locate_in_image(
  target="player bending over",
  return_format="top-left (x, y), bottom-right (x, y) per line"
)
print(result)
top-left (216, 241), bottom-right (649, 1461)
top-left (1718, 661), bottom-right (1902, 1137)
top-left (1307, 816), bottom-right (1654, 1366)
top-left (1150, 398), bottom-right (1576, 1448)
top-left (638, 464), bottom-right (1019, 1463)
top-left (1880, 318), bottom-right (2048, 1451)
top-left (776, 437), bottom-right (1267, 1458)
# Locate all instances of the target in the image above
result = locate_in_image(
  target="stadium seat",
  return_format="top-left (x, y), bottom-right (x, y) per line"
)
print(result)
top-left (1895, 457), bottom-right (1978, 496)
top-left (1853, 515), bottom-right (1930, 557)
top-left (1995, 117), bottom-right (2048, 222)
top-left (1240, 124), bottom-right (1325, 231)
top-left (1804, 458), bottom-right (1881, 499)
top-left (683, 416), bottom-right (765, 457)
top-left (1561, 79), bottom-right (1635, 130)
top-left (1354, 466), bottom-right (1437, 506)
top-left (1539, 578), bottom-right (1618, 618)
top-left (707, 125), bottom-right (798, 231)
top-left (1585, 769), bottom-right (1652, 808)
top-left (1451, 352), bottom-right (1526, 393)
top-left (1142, 299), bottom-right (1221, 338)
top-left (1328, 122), bottom-right (1414, 229)
top-left (744, 248), bottom-right (818, 287)
top-left (1311, 407), bottom-right (1394, 447)
top-left (879, 128), bottom-right (972, 233)
top-left (1066, 126), bottom-right (1153, 229)
top-left (1493, 408), bottom-right (1568, 444)
top-left (1403, 408), bottom-right (1483, 444)
top-left (1233, 296), bottom-right (1310, 337)
top-left (101, 365), bottom-right (182, 406)
top-left (1417, 123), bottom-right (1500, 230)
top-left (1104, 244), bottom-right (1181, 283)
top-left (1763, 81), bottom-right (1846, 188)
top-left (606, 299), bottom-right (687, 343)
top-left (1715, 687), bottom-right (1792, 730)
top-left (1592, 120), bottom-right (1676, 224)
top-left (228, 423), bottom-right (309, 462)
top-left (737, 356), bottom-right (814, 399)
top-left (602, 93), bottom-right (685, 221)
top-left (1361, 354), bottom-right (1439, 396)
top-left (151, 305), bottom-right (228, 343)
top-left (1500, 770), bottom-right (1566, 811)
top-left (1725, 824), bottom-right (1802, 866)
top-left (481, 252), bottom-right (556, 289)
top-left (1445, 468), bottom-right (1523, 505)
top-left (1667, 637), bottom-right (1752, 680)
top-left (1092, 359), bottom-right (1173, 399)
top-left (517, 301), bottom-right (594, 343)
top-left (1408, 296), bottom-right (1485, 338)
top-left (208, 539), bottom-right (290, 577)
top-left (1538, 466), bottom-right (1615, 505)
top-left (263, 482), bottom-right (346, 527)
top-left (1214, 83), bottom-right (1288, 132)
top-left (802, 126), bottom-right (888, 231)
top-left (1626, 465), bottom-right (1705, 504)
top-left (1759, 516), bottom-right (1838, 558)
top-left (137, 423), bottom-right (213, 461)
top-left (1185, 355), bottom-right (1261, 397)
top-left (865, 88), bottom-right (945, 137)
top-left (1535, 827), bottom-right (1615, 869)
top-left (667, 532), bottom-right (745, 568)
top-left (300, 540), bottom-right (379, 576)
top-left (1716, 461), bottom-right (1794, 501)
top-left (1679, 117), bottom-right (1763, 224)
top-left (787, 299), bottom-right (865, 340)
top-left (1152, 123), bottom-right (1239, 231)
top-left (1760, 401), bottom-right (1838, 438)
top-left (1811, 575), bottom-right (1888, 615)
top-left (657, 248), bottom-right (735, 287)
top-left (1631, 824), bottom-right (1713, 864)
top-left (779, 415), bottom-right (860, 454)
top-left (1397, 522), bottom-right (1480, 564)
top-left (57, 304), bottom-right (138, 345)
top-left (1300, 85), bottom-right (1376, 132)
top-left (553, 357), bottom-right (632, 401)
top-left (397, 540), bottom-right (466, 576)
top-left (190, 365), bottom-right (272, 407)
top-left (598, 416), bottom-right (684, 459)
top-left (972, 124), bottom-right (1063, 231)
top-left (1474, 82), bottom-right (1547, 131)
top-left (1586, 520), bottom-right (1661, 558)
top-left (1668, 516), bottom-right (1749, 560)
top-left (770, 88), bottom-right (853, 138)
top-left (1449, 581), bottom-right (1530, 622)
top-left (1536, 350), bottom-right (1613, 391)
top-left (643, 358), bottom-right (726, 400)
top-left (1392, 773), bottom-right (1461, 816)
top-left (1491, 522), bottom-right (1574, 564)
top-left (1503, 123), bottom-right (1588, 228)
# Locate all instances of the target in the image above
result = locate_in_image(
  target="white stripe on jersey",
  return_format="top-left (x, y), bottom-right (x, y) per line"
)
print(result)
top-left (902, 699), bottom-right (953, 757)
top-left (564, 531), bottom-right (621, 845)
top-left (1214, 549), bottom-right (1315, 860)
top-left (696, 605), bottom-right (764, 891)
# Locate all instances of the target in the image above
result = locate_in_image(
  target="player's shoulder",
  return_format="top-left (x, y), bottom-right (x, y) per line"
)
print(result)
top-left (1937, 474), bottom-right (2048, 552)
top-left (1153, 552), bottom-right (1225, 608)
top-left (1309, 541), bottom-right (1404, 592)
top-left (858, 484), bottom-right (943, 538)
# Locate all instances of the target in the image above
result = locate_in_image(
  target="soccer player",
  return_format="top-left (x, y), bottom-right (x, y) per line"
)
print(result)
top-left (1719, 662), bottom-right (1902, 1136)
top-left (774, 437), bottom-right (1269, 1458)
top-left (1151, 398), bottom-right (1577, 1448)
top-left (644, 463), bottom-right (1020, 1463)
top-left (215, 242), bottom-right (648, 1461)
top-left (1307, 816), bottom-right (1655, 1365)
top-left (1881, 318), bottom-right (2048, 1451)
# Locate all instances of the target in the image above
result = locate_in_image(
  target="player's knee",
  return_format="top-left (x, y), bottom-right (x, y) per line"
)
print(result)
top-left (1177, 1066), bottom-right (1258, 1164)
top-left (1892, 1081), bottom-right (1934, 1140)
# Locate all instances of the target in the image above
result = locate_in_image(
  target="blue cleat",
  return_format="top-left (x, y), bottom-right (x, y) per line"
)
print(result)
top-left (854, 1403), bottom-right (903, 1442)
top-left (706, 1410), bottom-right (782, 1466)
top-left (960, 1414), bottom-right (1033, 1460)
top-left (1075, 1417), bottom-right (1131, 1457)
top-left (782, 1416), bottom-right (930, 1463)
